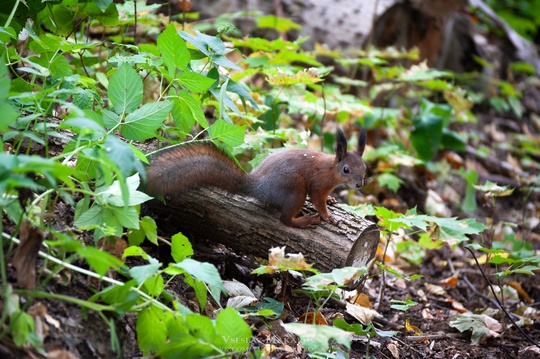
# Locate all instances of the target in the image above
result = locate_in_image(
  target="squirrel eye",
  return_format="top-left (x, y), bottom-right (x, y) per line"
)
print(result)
top-left (343, 165), bottom-right (349, 174)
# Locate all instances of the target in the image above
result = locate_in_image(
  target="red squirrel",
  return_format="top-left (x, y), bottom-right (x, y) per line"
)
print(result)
top-left (146, 128), bottom-right (367, 228)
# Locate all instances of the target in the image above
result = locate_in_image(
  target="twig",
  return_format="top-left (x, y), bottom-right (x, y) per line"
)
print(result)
top-left (466, 247), bottom-right (540, 349)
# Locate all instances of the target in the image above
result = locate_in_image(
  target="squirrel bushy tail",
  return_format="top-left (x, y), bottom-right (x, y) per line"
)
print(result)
top-left (146, 142), bottom-right (250, 198)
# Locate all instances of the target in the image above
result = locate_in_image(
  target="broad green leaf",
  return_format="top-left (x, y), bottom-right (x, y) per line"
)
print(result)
top-left (9, 312), bottom-right (35, 347)
top-left (78, 246), bottom-right (124, 276)
top-left (305, 267), bottom-right (367, 288)
top-left (449, 314), bottom-right (496, 345)
top-left (157, 23), bottom-right (190, 77)
top-left (123, 245), bottom-right (149, 259)
top-left (441, 128), bottom-right (466, 151)
top-left (256, 15), bottom-right (301, 32)
top-left (164, 312), bottom-right (188, 341)
top-left (142, 273), bottom-right (164, 296)
top-left (137, 306), bottom-right (167, 355)
top-left (177, 72), bottom-right (216, 93)
top-left (436, 217), bottom-right (487, 243)
top-left (214, 308), bottom-right (251, 352)
top-left (96, 173), bottom-right (152, 207)
top-left (121, 101), bottom-right (173, 141)
top-left (208, 120), bottom-right (245, 148)
top-left (184, 276), bottom-right (207, 311)
top-left (461, 169), bottom-right (478, 213)
top-left (173, 258), bottom-right (225, 302)
top-left (377, 172), bottom-right (403, 192)
top-left (108, 63), bottom-right (143, 115)
top-left (129, 256), bottom-right (162, 285)
top-left (186, 314), bottom-right (215, 343)
top-left (73, 205), bottom-right (103, 229)
top-left (86, 2), bottom-right (119, 26)
top-left (108, 205), bottom-right (140, 229)
top-left (140, 216), bottom-right (158, 245)
top-left (333, 319), bottom-right (378, 337)
top-left (411, 113), bottom-right (443, 161)
top-left (171, 91), bottom-right (207, 131)
top-left (92, 0), bottom-right (114, 12)
top-left (103, 109), bottom-right (121, 129)
top-left (179, 31), bottom-right (242, 70)
top-left (171, 232), bottom-right (193, 262)
top-left (103, 135), bottom-right (146, 177)
top-left (282, 323), bottom-right (351, 352)
top-left (0, 58), bottom-right (19, 131)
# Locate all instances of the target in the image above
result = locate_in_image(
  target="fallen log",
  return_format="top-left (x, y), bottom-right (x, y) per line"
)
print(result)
top-left (145, 188), bottom-right (379, 273)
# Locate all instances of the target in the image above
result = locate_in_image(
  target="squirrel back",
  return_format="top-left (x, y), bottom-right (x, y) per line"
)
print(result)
top-left (145, 129), bottom-right (367, 228)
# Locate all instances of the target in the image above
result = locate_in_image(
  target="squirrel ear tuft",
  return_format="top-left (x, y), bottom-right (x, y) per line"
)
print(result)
top-left (335, 127), bottom-right (348, 161)
top-left (357, 129), bottom-right (366, 157)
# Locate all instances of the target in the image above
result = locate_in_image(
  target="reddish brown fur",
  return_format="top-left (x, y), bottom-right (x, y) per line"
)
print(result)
top-left (145, 130), bottom-right (367, 228)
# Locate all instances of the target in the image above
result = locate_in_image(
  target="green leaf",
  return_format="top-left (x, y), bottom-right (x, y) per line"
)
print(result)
top-left (108, 206), bottom-right (140, 229)
top-left (96, 173), bottom-right (152, 207)
top-left (173, 259), bottom-right (225, 302)
top-left (305, 267), bottom-right (368, 288)
top-left (214, 308), bottom-right (252, 352)
top-left (137, 306), bottom-right (167, 355)
top-left (177, 72), bottom-right (216, 93)
top-left (98, 280), bottom-right (139, 315)
top-left (171, 232), bottom-right (193, 262)
top-left (377, 172), bottom-right (403, 192)
top-left (333, 319), bottom-right (378, 337)
top-left (140, 216), bottom-right (158, 245)
top-left (9, 312), bottom-right (35, 347)
top-left (0, 58), bottom-right (19, 131)
top-left (390, 298), bottom-right (418, 311)
top-left (411, 113), bottom-right (443, 161)
top-left (208, 120), bottom-right (245, 148)
top-left (104, 135), bottom-right (146, 178)
top-left (172, 90), bottom-right (207, 131)
top-left (123, 245), bottom-right (149, 260)
top-left (461, 169), bottom-right (478, 213)
top-left (436, 217), bottom-right (487, 243)
top-left (121, 101), bottom-right (173, 141)
top-left (108, 63), bottom-right (143, 115)
top-left (441, 128), bottom-right (466, 151)
top-left (78, 246), bottom-right (124, 276)
top-left (157, 23), bottom-right (190, 77)
top-left (74, 205), bottom-right (103, 229)
top-left (129, 256), bottom-right (162, 285)
top-left (282, 323), bottom-right (351, 352)
top-left (179, 31), bottom-right (242, 70)
top-left (256, 15), bottom-right (301, 32)
top-left (449, 313), bottom-right (495, 345)
top-left (142, 273), bottom-right (165, 296)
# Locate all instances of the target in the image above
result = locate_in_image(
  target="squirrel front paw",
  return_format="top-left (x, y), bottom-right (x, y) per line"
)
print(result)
top-left (326, 196), bottom-right (337, 205)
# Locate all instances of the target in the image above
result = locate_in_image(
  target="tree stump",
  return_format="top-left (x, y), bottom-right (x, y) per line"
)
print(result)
top-left (146, 188), bottom-right (379, 273)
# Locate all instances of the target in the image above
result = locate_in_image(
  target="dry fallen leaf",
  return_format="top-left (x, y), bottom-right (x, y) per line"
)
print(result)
top-left (440, 272), bottom-right (458, 288)
top-left (345, 302), bottom-right (379, 325)
top-left (298, 311), bottom-right (328, 325)
top-left (12, 221), bottom-right (44, 289)
top-left (353, 292), bottom-right (373, 308)
top-left (424, 282), bottom-right (447, 296)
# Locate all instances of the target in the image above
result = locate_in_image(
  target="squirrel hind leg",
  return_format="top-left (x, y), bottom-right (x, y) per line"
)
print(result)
top-left (278, 195), bottom-right (320, 228)
top-left (281, 213), bottom-right (320, 228)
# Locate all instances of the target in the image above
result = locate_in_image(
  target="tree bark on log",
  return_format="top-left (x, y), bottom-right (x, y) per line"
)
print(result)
top-left (145, 188), bottom-right (379, 273)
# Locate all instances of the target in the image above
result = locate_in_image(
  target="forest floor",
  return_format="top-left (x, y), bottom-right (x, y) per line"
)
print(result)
top-left (3, 108), bottom-right (540, 359)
